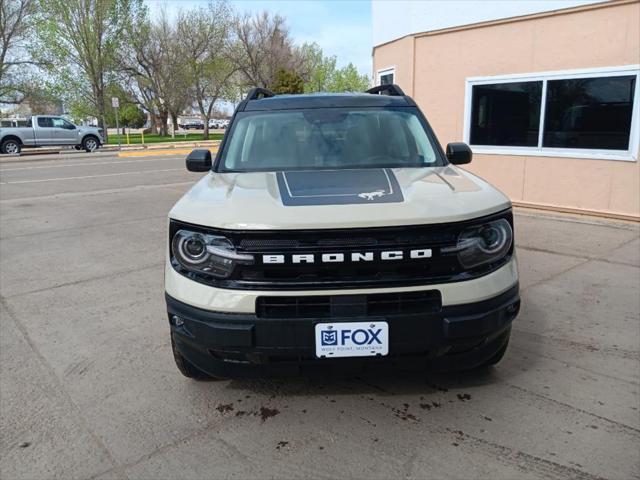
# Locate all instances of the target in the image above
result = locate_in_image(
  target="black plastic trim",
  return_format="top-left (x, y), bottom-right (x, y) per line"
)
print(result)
top-left (166, 284), bottom-right (519, 377)
top-left (245, 87), bottom-right (275, 101)
top-left (166, 284), bottom-right (518, 324)
top-left (366, 84), bottom-right (405, 96)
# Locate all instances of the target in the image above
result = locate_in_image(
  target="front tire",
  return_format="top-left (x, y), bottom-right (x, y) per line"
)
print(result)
top-left (171, 337), bottom-right (221, 381)
top-left (1, 139), bottom-right (21, 155)
top-left (82, 136), bottom-right (99, 152)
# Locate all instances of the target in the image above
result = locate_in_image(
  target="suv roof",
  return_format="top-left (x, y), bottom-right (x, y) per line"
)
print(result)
top-left (239, 85), bottom-right (415, 111)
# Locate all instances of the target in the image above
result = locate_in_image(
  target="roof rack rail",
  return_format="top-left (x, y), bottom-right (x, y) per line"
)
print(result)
top-left (365, 84), bottom-right (405, 96)
top-left (245, 87), bottom-right (276, 101)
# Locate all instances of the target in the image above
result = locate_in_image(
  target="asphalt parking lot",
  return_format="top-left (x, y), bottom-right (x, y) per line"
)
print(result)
top-left (0, 151), bottom-right (638, 480)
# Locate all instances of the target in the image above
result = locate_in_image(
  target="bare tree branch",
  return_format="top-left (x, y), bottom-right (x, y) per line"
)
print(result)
top-left (0, 0), bottom-right (37, 104)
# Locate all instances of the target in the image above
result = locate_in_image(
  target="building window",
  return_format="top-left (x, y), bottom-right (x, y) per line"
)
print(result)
top-left (465, 66), bottom-right (640, 161)
top-left (543, 76), bottom-right (635, 150)
top-left (470, 81), bottom-right (542, 147)
top-left (377, 67), bottom-right (395, 86)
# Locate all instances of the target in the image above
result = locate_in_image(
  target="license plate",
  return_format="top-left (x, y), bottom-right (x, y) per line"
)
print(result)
top-left (315, 321), bottom-right (389, 358)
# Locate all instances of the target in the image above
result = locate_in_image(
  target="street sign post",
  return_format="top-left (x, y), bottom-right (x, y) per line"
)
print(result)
top-left (111, 97), bottom-right (121, 150)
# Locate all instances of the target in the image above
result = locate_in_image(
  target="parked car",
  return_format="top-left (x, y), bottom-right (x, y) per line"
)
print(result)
top-left (166, 85), bottom-right (519, 380)
top-left (0, 116), bottom-right (104, 154)
top-left (209, 119), bottom-right (228, 130)
top-left (182, 120), bottom-right (204, 130)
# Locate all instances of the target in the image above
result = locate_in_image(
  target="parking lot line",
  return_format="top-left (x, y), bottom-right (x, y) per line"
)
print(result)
top-left (0, 168), bottom-right (185, 185)
top-left (0, 181), bottom-right (194, 204)
top-left (0, 157), bottom-right (182, 172)
top-left (118, 148), bottom-right (217, 157)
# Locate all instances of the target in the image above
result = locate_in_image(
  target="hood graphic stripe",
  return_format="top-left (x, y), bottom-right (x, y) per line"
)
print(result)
top-left (277, 169), bottom-right (404, 206)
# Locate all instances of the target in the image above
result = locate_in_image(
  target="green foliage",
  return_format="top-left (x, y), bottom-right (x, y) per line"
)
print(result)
top-left (117, 104), bottom-right (146, 128)
top-left (271, 68), bottom-right (304, 94)
top-left (32, 0), bottom-right (146, 132)
top-left (103, 84), bottom-right (146, 128)
top-left (177, 2), bottom-right (235, 139)
top-left (301, 43), bottom-right (370, 93)
top-left (300, 42), bottom-right (336, 93)
top-left (328, 63), bottom-right (370, 93)
top-left (10, 1), bottom-right (369, 141)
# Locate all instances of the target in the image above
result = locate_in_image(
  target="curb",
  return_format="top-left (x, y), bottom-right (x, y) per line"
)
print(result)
top-left (0, 141), bottom-right (221, 163)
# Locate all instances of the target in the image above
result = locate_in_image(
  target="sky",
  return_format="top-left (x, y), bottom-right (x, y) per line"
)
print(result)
top-left (144, 0), bottom-right (373, 77)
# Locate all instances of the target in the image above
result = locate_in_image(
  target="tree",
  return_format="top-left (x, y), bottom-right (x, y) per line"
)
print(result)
top-left (33, 0), bottom-right (145, 137)
top-left (0, 0), bottom-right (38, 104)
top-left (119, 12), bottom-right (162, 134)
top-left (121, 9), bottom-right (188, 136)
top-left (300, 42), bottom-right (335, 93)
top-left (118, 103), bottom-right (145, 129)
top-left (177, 1), bottom-right (235, 139)
top-left (328, 63), bottom-right (370, 93)
top-left (154, 13), bottom-right (190, 136)
top-left (104, 84), bottom-right (145, 131)
top-left (231, 11), bottom-right (304, 90)
top-left (300, 43), bottom-right (370, 94)
top-left (271, 68), bottom-right (304, 94)
top-left (19, 87), bottom-right (63, 115)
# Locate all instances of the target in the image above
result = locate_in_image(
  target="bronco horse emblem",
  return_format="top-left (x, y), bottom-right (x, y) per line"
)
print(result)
top-left (358, 190), bottom-right (387, 201)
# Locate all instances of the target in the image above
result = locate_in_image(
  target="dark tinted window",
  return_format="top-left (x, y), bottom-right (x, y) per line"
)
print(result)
top-left (380, 72), bottom-right (394, 85)
top-left (543, 76), bottom-right (636, 150)
top-left (37, 117), bottom-right (53, 128)
top-left (470, 81), bottom-right (542, 146)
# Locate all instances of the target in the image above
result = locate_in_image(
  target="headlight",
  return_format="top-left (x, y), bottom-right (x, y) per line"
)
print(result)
top-left (454, 218), bottom-right (513, 269)
top-left (171, 229), bottom-right (253, 278)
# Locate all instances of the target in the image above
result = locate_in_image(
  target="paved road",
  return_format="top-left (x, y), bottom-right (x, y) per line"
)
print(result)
top-left (1, 151), bottom-right (638, 480)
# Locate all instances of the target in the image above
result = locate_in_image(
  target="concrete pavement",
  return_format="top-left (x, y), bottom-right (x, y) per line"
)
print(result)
top-left (0, 151), bottom-right (638, 479)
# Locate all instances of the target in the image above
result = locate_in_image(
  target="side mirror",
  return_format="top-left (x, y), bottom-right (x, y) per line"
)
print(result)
top-left (186, 149), bottom-right (212, 172)
top-left (446, 142), bottom-right (472, 165)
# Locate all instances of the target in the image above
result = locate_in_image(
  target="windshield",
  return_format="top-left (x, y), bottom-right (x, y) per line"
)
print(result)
top-left (219, 107), bottom-right (444, 172)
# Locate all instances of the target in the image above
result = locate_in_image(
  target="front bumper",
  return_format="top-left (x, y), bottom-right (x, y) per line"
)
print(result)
top-left (167, 284), bottom-right (520, 378)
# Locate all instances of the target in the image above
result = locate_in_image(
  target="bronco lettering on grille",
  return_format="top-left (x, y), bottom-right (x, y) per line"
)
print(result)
top-left (262, 249), bottom-right (432, 264)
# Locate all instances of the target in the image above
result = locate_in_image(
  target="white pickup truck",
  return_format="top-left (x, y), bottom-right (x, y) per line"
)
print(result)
top-left (0, 115), bottom-right (104, 155)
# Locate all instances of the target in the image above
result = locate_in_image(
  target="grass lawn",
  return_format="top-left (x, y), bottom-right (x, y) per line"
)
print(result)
top-left (105, 133), bottom-right (224, 145)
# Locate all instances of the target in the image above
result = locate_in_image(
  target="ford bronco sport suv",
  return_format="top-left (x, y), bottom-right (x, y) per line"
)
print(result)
top-left (166, 85), bottom-right (519, 379)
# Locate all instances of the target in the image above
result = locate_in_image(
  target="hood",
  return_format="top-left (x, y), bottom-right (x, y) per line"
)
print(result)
top-left (78, 125), bottom-right (102, 135)
top-left (169, 166), bottom-right (511, 230)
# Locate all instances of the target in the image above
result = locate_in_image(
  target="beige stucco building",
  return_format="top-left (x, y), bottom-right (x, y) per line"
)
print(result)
top-left (372, 0), bottom-right (640, 219)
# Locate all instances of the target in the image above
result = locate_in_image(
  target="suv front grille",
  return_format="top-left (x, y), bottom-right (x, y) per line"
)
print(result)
top-left (256, 290), bottom-right (442, 319)
top-left (170, 209), bottom-right (513, 290)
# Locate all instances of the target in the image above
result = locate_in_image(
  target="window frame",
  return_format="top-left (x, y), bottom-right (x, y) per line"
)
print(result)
top-left (377, 66), bottom-right (396, 86)
top-left (463, 65), bottom-right (640, 162)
